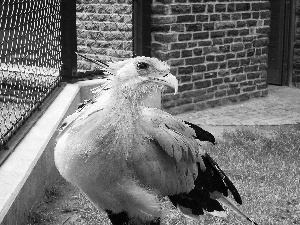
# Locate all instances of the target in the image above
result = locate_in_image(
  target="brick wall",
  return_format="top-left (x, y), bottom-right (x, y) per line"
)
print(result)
top-left (294, 0), bottom-right (300, 88)
top-left (152, 0), bottom-right (270, 114)
top-left (76, 0), bottom-right (133, 71)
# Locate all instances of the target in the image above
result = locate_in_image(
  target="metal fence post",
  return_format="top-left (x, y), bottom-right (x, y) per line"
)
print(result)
top-left (60, 0), bottom-right (77, 81)
top-left (133, 0), bottom-right (152, 57)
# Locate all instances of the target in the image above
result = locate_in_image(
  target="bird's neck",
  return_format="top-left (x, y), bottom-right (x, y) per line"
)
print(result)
top-left (106, 89), bottom-right (142, 122)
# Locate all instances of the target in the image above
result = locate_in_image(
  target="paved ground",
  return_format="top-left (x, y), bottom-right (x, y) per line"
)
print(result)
top-left (177, 85), bottom-right (300, 138)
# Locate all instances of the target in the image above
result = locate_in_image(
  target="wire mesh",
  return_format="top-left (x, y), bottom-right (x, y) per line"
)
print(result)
top-left (76, 0), bottom-right (133, 71)
top-left (0, 0), bottom-right (62, 149)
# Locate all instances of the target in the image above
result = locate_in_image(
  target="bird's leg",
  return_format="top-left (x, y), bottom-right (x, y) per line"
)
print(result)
top-left (149, 218), bottom-right (160, 225)
top-left (105, 210), bottom-right (161, 225)
top-left (105, 210), bottom-right (130, 225)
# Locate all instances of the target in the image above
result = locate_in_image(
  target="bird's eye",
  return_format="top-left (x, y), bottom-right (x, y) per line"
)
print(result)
top-left (136, 62), bottom-right (150, 70)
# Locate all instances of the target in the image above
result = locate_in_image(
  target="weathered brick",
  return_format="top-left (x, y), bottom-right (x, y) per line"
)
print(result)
top-left (169, 50), bottom-right (181, 58)
top-left (247, 72), bottom-right (260, 80)
top-left (162, 93), bottom-right (180, 102)
top-left (215, 90), bottom-right (227, 98)
top-left (194, 102), bottom-right (206, 111)
top-left (193, 48), bottom-right (203, 56)
top-left (178, 83), bottom-right (193, 92)
top-left (211, 31), bottom-right (225, 38)
top-left (227, 29), bottom-right (239, 36)
top-left (152, 15), bottom-right (177, 24)
top-left (247, 20), bottom-right (257, 27)
top-left (237, 21), bottom-right (246, 27)
top-left (228, 59), bottom-right (240, 68)
top-left (171, 42), bottom-right (188, 50)
top-left (194, 93), bottom-right (214, 102)
top-left (231, 67), bottom-right (243, 74)
top-left (239, 29), bottom-right (250, 36)
top-left (206, 99), bottom-right (222, 108)
top-left (227, 3), bottom-right (235, 12)
top-left (193, 4), bottom-right (206, 13)
top-left (179, 75), bottom-right (192, 83)
top-left (152, 24), bottom-right (171, 32)
top-left (162, 100), bottom-right (176, 109)
top-left (193, 32), bottom-right (209, 40)
top-left (252, 2), bottom-right (270, 11)
top-left (215, 21), bottom-right (235, 29)
top-left (216, 54), bottom-right (225, 61)
top-left (178, 33), bottom-right (192, 41)
top-left (207, 63), bottom-right (219, 71)
top-left (194, 80), bottom-right (212, 89)
top-left (153, 33), bottom-right (177, 43)
top-left (215, 4), bottom-right (226, 12)
top-left (243, 86), bottom-right (256, 92)
top-left (236, 74), bottom-right (246, 82)
top-left (206, 55), bottom-right (215, 62)
top-left (186, 57), bottom-right (205, 65)
top-left (239, 93), bottom-right (250, 101)
top-left (196, 14), bottom-right (209, 22)
top-left (198, 40), bottom-right (212, 46)
top-left (219, 45), bottom-right (230, 53)
top-left (170, 59), bottom-right (184, 66)
top-left (177, 15), bottom-right (195, 23)
top-left (192, 74), bottom-right (204, 81)
top-left (203, 23), bottom-right (214, 31)
top-left (171, 5), bottom-right (191, 14)
top-left (194, 65), bottom-right (206, 72)
top-left (244, 65), bottom-right (259, 72)
top-left (170, 24), bottom-right (184, 32)
top-left (242, 13), bottom-right (251, 20)
top-left (178, 66), bottom-right (194, 75)
top-left (203, 46), bottom-right (219, 55)
top-left (204, 72), bottom-right (217, 79)
top-left (155, 0), bottom-right (173, 4)
top-left (210, 14), bottom-right (221, 21)
top-left (227, 87), bottom-right (241, 95)
top-left (218, 70), bottom-right (230, 77)
top-left (177, 97), bottom-right (193, 106)
top-left (213, 78), bottom-right (223, 86)
top-left (222, 14), bottom-right (231, 21)
top-left (152, 5), bottom-right (169, 14)
top-left (186, 23), bottom-right (202, 32)
top-left (181, 50), bottom-right (193, 57)
top-left (256, 27), bottom-right (270, 34)
top-left (181, 89), bottom-right (206, 98)
top-left (231, 43), bottom-right (244, 52)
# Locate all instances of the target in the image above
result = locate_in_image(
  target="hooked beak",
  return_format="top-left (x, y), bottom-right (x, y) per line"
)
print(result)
top-left (149, 73), bottom-right (178, 94)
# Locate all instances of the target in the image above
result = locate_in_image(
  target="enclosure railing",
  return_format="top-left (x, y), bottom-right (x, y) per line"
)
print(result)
top-left (0, 0), bottom-right (62, 163)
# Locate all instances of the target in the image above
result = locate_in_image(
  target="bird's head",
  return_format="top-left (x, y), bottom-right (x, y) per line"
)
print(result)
top-left (106, 57), bottom-right (178, 102)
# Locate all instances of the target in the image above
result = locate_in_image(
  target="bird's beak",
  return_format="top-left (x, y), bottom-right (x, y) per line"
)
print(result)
top-left (149, 73), bottom-right (178, 94)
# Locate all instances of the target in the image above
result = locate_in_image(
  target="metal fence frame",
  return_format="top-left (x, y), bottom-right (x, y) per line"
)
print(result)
top-left (0, 0), bottom-right (151, 162)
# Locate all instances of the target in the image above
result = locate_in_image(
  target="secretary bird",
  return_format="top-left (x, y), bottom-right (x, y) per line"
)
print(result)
top-left (55, 55), bottom-right (258, 225)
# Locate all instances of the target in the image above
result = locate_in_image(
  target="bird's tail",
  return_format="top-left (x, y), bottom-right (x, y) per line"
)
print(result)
top-left (211, 191), bottom-right (258, 225)
top-left (169, 153), bottom-right (258, 224)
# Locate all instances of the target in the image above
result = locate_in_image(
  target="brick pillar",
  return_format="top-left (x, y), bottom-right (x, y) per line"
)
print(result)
top-left (152, 0), bottom-right (270, 114)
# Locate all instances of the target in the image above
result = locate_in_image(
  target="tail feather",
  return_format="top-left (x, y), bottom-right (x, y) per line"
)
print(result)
top-left (169, 152), bottom-right (258, 224)
top-left (212, 192), bottom-right (258, 225)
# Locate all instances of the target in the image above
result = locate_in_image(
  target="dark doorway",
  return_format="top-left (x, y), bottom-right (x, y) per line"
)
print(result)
top-left (267, 0), bottom-right (292, 85)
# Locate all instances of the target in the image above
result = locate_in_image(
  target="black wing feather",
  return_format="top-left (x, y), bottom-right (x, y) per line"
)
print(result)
top-left (183, 121), bottom-right (215, 144)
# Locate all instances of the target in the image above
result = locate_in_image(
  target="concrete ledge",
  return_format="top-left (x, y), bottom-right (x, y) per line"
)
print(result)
top-left (0, 79), bottom-right (108, 225)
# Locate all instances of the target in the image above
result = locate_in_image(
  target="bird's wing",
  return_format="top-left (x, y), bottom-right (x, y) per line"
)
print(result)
top-left (57, 81), bottom-right (112, 139)
top-left (129, 107), bottom-right (205, 196)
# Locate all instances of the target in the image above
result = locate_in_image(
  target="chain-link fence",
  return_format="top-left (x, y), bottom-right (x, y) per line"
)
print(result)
top-left (0, 0), bottom-right (62, 152)
top-left (76, 0), bottom-right (133, 71)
